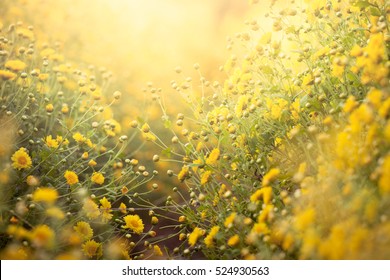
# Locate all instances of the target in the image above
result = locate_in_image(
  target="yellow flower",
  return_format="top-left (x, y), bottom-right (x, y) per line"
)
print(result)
top-left (262, 168), bottom-right (280, 186)
top-left (0, 70), bottom-right (17, 80)
top-left (83, 198), bottom-right (101, 219)
top-left (82, 240), bottom-right (103, 258)
top-left (81, 152), bottom-right (89, 160)
top-left (56, 135), bottom-right (69, 146)
top-left (379, 155), bottom-right (390, 194)
top-left (74, 221), bottom-right (94, 240)
top-left (45, 104), bottom-right (54, 113)
top-left (119, 202), bottom-right (127, 214)
top-left (88, 159), bottom-right (97, 167)
top-left (64, 170), bottom-right (79, 185)
top-left (262, 187), bottom-right (273, 204)
top-left (188, 227), bottom-right (204, 246)
top-left (151, 216), bottom-right (159, 225)
top-left (5, 59), bottom-right (26, 72)
top-left (6, 225), bottom-right (29, 240)
top-left (294, 208), bottom-right (316, 231)
top-left (32, 187), bottom-right (58, 204)
top-left (177, 165), bottom-right (189, 181)
top-left (153, 245), bottom-right (163, 256)
top-left (350, 45), bottom-right (363, 57)
top-left (61, 104), bottom-right (69, 114)
top-left (46, 207), bottom-right (65, 220)
top-left (224, 212), bottom-right (236, 228)
top-left (11, 148), bottom-right (32, 170)
top-left (26, 175), bottom-right (40, 187)
top-left (122, 214), bottom-right (144, 234)
top-left (91, 172), bottom-right (105, 185)
top-left (200, 170), bottom-right (212, 185)
top-left (251, 222), bottom-right (270, 235)
top-left (227, 234), bottom-right (240, 247)
top-left (204, 226), bottom-right (220, 248)
top-left (45, 135), bottom-right (59, 148)
top-left (206, 148), bottom-right (220, 166)
top-left (30, 225), bottom-right (55, 249)
top-left (99, 197), bottom-right (113, 222)
top-left (73, 132), bottom-right (86, 143)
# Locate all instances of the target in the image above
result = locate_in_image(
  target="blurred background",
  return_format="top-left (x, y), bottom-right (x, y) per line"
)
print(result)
top-left (1, 0), bottom-right (278, 93)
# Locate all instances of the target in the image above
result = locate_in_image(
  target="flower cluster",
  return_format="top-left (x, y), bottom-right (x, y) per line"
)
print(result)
top-left (0, 18), bottom-right (163, 259)
top-left (138, 0), bottom-right (390, 259)
top-left (1, 0), bottom-right (390, 260)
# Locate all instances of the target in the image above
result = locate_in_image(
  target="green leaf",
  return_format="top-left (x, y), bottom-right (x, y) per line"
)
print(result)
top-left (163, 118), bottom-right (172, 129)
top-left (353, 1), bottom-right (370, 8)
top-left (161, 147), bottom-right (172, 158)
top-left (370, 7), bottom-right (381, 16)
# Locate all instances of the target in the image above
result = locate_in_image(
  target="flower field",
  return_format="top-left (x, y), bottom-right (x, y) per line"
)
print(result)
top-left (0, 0), bottom-right (389, 260)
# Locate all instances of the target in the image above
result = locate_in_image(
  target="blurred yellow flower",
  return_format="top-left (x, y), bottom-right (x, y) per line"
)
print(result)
top-left (177, 165), bottom-right (189, 181)
top-left (0, 70), bottom-right (17, 80)
top-left (188, 227), bottom-right (204, 246)
top-left (227, 234), bottom-right (240, 247)
top-left (82, 240), bottom-right (102, 258)
top-left (11, 148), bottom-right (32, 170)
top-left (200, 170), bottom-right (212, 185)
top-left (46, 207), bottom-right (65, 220)
top-left (74, 221), bottom-right (94, 241)
top-left (64, 170), bottom-right (79, 185)
top-left (224, 212), bottom-right (236, 228)
top-left (122, 214), bottom-right (144, 234)
top-left (91, 172), bottom-right (105, 185)
top-left (83, 198), bottom-right (101, 220)
top-left (204, 226), bottom-right (219, 248)
top-left (45, 135), bottom-right (59, 148)
top-left (30, 225), bottom-right (55, 249)
top-left (379, 155), bottom-right (390, 194)
top-left (119, 202), bottom-right (127, 214)
top-left (206, 148), bottom-right (220, 166)
top-left (99, 197), bottom-right (113, 222)
top-left (5, 59), bottom-right (26, 72)
top-left (73, 132), bottom-right (86, 143)
top-left (153, 245), bottom-right (163, 256)
top-left (262, 168), bottom-right (280, 187)
top-left (32, 187), bottom-right (58, 204)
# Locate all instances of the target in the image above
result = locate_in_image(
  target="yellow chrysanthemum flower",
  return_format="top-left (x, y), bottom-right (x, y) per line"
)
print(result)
top-left (83, 198), bottom-right (101, 220)
top-left (45, 135), bottom-right (59, 148)
top-left (64, 170), bottom-right (79, 185)
top-left (119, 202), bottom-right (127, 214)
top-left (99, 197), bottom-right (113, 222)
top-left (0, 69), bottom-right (17, 80)
top-left (153, 245), bottom-right (163, 256)
top-left (206, 148), bottom-right (220, 166)
top-left (32, 187), bottom-right (59, 204)
top-left (11, 148), bottom-right (32, 170)
top-left (224, 212), bottom-right (236, 228)
top-left (74, 221), bottom-right (94, 241)
top-left (46, 207), bottom-right (65, 220)
top-left (91, 172), bottom-right (105, 185)
top-left (177, 165), bottom-right (189, 181)
top-left (122, 214), bottom-right (144, 234)
top-left (5, 59), bottom-right (26, 72)
top-left (204, 226), bottom-right (220, 248)
top-left (73, 132), bottom-right (86, 143)
top-left (262, 168), bottom-right (280, 187)
top-left (227, 234), bottom-right (240, 247)
top-left (200, 170), bottom-right (212, 185)
top-left (30, 225), bottom-right (55, 249)
top-left (188, 227), bottom-right (204, 246)
top-left (82, 240), bottom-right (102, 258)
